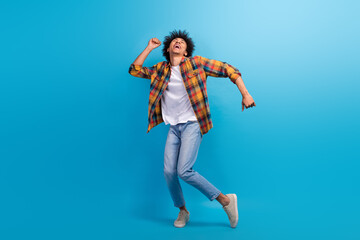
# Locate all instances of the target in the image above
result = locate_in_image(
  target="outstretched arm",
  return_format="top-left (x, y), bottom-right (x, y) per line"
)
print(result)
top-left (198, 56), bottom-right (256, 111)
top-left (128, 38), bottom-right (161, 79)
top-left (198, 56), bottom-right (242, 84)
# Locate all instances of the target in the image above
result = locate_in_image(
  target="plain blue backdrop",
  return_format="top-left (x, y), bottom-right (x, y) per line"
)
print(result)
top-left (1, 0), bottom-right (359, 239)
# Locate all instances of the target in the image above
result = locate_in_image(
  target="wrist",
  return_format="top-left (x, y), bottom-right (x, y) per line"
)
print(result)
top-left (145, 46), bottom-right (153, 52)
top-left (241, 90), bottom-right (250, 97)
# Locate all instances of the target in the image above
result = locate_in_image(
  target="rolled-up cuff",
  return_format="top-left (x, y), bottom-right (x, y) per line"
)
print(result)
top-left (230, 72), bottom-right (242, 84)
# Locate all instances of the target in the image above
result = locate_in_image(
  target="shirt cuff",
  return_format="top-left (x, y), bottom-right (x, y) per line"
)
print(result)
top-left (129, 63), bottom-right (143, 71)
top-left (229, 72), bottom-right (242, 84)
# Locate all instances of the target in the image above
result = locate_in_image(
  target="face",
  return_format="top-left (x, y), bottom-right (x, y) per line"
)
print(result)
top-left (167, 37), bottom-right (188, 57)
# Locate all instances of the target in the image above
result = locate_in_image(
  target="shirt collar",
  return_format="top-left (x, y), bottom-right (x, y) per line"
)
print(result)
top-left (167, 56), bottom-right (187, 67)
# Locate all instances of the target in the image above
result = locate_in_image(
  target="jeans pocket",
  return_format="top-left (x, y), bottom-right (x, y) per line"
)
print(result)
top-left (191, 121), bottom-right (202, 138)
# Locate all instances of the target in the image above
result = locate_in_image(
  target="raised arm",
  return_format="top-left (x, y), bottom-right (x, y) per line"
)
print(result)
top-left (128, 38), bottom-right (162, 79)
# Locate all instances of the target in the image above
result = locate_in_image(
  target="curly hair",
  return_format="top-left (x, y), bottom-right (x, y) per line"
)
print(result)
top-left (162, 29), bottom-right (195, 62)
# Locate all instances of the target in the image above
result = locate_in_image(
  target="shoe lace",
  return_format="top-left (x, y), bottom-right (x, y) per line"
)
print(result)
top-left (177, 211), bottom-right (187, 220)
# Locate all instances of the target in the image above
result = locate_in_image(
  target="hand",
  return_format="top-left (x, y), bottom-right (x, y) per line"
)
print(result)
top-left (147, 37), bottom-right (161, 50)
top-left (242, 94), bottom-right (256, 111)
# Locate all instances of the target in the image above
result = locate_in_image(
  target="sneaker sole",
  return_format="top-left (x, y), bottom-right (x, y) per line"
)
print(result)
top-left (232, 194), bottom-right (238, 228)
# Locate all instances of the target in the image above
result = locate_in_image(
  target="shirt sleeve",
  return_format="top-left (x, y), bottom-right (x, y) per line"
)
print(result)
top-left (128, 63), bottom-right (158, 79)
top-left (198, 56), bottom-right (242, 84)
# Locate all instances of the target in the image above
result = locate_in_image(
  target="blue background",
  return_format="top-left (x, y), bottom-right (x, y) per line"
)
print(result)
top-left (1, 0), bottom-right (359, 239)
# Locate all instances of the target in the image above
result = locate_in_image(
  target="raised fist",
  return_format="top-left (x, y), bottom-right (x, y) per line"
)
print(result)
top-left (148, 38), bottom-right (161, 50)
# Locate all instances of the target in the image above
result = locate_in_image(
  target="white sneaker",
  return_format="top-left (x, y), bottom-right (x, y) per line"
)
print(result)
top-left (223, 193), bottom-right (238, 228)
top-left (174, 210), bottom-right (190, 228)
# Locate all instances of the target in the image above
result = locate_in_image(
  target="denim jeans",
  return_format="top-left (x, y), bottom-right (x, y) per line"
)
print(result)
top-left (163, 120), bottom-right (221, 208)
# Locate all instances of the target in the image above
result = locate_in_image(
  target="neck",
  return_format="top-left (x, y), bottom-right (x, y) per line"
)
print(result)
top-left (169, 53), bottom-right (185, 66)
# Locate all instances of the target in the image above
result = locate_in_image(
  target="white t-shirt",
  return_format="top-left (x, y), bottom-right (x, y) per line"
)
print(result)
top-left (161, 65), bottom-right (197, 125)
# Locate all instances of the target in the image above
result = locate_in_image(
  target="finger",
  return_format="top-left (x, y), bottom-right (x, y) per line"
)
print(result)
top-left (242, 102), bottom-right (244, 111)
top-left (254, 102), bottom-right (256, 106)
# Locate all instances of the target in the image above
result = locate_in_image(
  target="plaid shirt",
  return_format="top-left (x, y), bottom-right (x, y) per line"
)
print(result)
top-left (128, 55), bottom-right (242, 135)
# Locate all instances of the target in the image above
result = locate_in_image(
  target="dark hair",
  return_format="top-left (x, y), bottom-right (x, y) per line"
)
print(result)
top-left (162, 29), bottom-right (195, 62)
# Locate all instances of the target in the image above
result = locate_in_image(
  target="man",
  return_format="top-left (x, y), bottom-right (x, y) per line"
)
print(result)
top-left (128, 29), bottom-right (256, 228)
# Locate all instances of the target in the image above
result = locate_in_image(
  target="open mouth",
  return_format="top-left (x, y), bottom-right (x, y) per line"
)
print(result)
top-left (174, 44), bottom-right (181, 49)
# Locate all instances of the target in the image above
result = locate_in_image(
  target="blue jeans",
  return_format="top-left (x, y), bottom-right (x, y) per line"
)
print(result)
top-left (163, 120), bottom-right (221, 208)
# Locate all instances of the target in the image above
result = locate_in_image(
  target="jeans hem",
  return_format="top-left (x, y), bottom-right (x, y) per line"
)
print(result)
top-left (210, 191), bottom-right (221, 201)
top-left (174, 203), bottom-right (185, 208)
